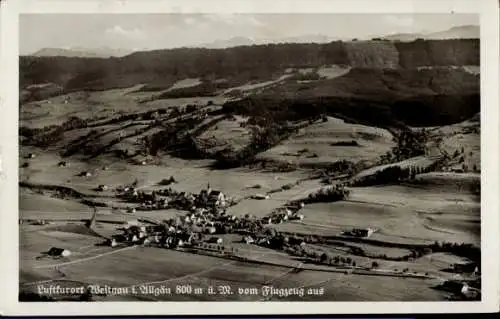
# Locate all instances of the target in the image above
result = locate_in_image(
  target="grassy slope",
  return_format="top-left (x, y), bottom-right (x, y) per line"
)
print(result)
top-left (258, 116), bottom-right (394, 166)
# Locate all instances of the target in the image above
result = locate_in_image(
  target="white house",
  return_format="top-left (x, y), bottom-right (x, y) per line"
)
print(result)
top-left (47, 247), bottom-right (71, 257)
top-left (252, 194), bottom-right (270, 200)
top-left (244, 236), bottom-right (255, 244)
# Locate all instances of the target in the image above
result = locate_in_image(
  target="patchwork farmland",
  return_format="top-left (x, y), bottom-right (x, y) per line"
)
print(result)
top-left (19, 33), bottom-right (481, 302)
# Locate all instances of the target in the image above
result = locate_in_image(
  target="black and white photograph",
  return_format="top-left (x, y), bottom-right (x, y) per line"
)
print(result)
top-left (1, 0), bottom-right (499, 316)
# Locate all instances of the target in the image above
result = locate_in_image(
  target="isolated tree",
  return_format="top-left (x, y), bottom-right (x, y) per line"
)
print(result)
top-left (320, 253), bottom-right (328, 263)
top-left (371, 261), bottom-right (379, 269)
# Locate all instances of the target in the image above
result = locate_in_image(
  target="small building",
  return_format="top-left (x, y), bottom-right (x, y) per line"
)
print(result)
top-left (154, 235), bottom-right (161, 244)
top-left (97, 185), bottom-right (108, 191)
top-left (126, 207), bottom-right (136, 214)
top-left (47, 247), bottom-right (71, 257)
top-left (27, 153), bottom-right (36, 159)
top-left (206, 226), bottom-right (216, 234)
top-left (453, 262), bottom-right (478, 273)
top-left (58, 161), bottom-right (68, 167)
top-left (243, 236), bottom-right (255, 244)
top-left (342, 227), bottom-right (377, 238)
top-left (252, 194), bottom-right (270, 200)
top-left (207, 237), bottom-right (223, 244)
top-left (177, 239), bottom-right (185, 247)
top-left (107, 238), bottom-right (118, 247)
top-left (290, 214), bottom-right (304, 221)
top-left (81, 171), bottom-right (92, 177)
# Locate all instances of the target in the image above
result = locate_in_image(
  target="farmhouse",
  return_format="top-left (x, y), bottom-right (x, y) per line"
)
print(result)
top-left (81, 171), bottom-right (92, 177)
top-left (342, 227), bottom-right (377, 238)
top-left (439, 279), bottom-right (478, 299)
top-left (58, 161), bottom-right (68, 167)
top-left (47, 247), bottom-right (71, 257)
top-left (252, 194), bottom-right (270, 200)
top-left (27, 153), bottom-right (36, 159)
top-left (97, 184), bottom-right (109, 191)
top-left (453, 262), bottom-right (478, 273)
top-left (243, 236), bottom-right (255, 244)
top-left (107, 238), bottom-right (118, 247)
top-left (207, 237), bottom-right (223, 244)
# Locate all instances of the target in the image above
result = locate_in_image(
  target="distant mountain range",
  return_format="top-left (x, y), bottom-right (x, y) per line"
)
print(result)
top-left (381, 25), bottom-right (479, 42)
top-left (193, 26), bottom-right (479, 48)
top-left (31, 47), bottom-right (132, 58)
top-left (29, 25), bottom-right (479, 58)
top-left (194, 34), bottom-right (349, 49)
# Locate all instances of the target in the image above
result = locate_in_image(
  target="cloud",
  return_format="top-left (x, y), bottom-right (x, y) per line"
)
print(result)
top-left (105, 25), bottom-right (144, 38)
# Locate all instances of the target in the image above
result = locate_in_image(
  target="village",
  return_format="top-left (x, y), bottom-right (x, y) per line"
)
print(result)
top-left (101, 180), bottom-right (309, 251)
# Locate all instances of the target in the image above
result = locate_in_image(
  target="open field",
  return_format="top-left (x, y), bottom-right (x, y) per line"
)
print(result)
top-left (258, 116), bottom-right (394, 166)
top-left (20, 224), bottom-right (454, 301)
top-left (274, 183), bottom-right (479, 246)
top-left (197, 116), bottom-right (253, 153)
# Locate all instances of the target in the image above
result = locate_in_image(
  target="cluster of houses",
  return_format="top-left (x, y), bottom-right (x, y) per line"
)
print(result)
top-left (117, 183), bottom-right (230, 212)
top-left (103, 182), bottom-right (311, 252)
top-left (107, 221), bottom-right (205, 249)
top-left (261, 203), bottom-right (305, 225)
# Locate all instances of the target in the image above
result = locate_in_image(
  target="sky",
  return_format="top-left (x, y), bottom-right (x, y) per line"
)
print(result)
top-left (19, 13), bottom-right (479, 54)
